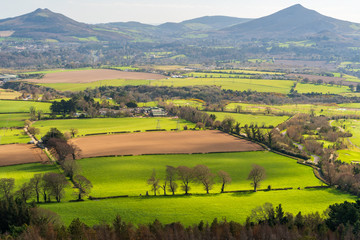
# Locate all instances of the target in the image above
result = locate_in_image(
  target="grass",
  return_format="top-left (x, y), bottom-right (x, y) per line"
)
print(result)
top-left (295, 83), bottom-right (351, 94)
top-left (332, 119), bottom-right (360, 147)
top-left (205, 112), bottom-right (289, 127)
top-left (337, 149), bottom-right (360, 163)
top-left (42, 188), bottom-right (355, 226)
top-left (225, 103), bottom-right (360, 117)
top-left (77, 152), bottom-right (322, 198)
top-left (0, 113), bottom-right (28, 128)
top-left (32, 117), bottom-right (196, 138)
top-left (39, 151), bottom-right (356, 226)
top-left (37, 78), bottom-right (294, 94)
top-left (0, 163), bottom-right (60, 188)
top-left (0, 128), bottom-right (29, 144)
top-left (0, 100), bottom-right (51, 113)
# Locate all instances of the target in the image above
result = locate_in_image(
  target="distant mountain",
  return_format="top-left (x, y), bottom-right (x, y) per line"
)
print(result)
top-left (222, 4), bottom-right (360, 40)
top-left (0, 8), bottom-right (127, 41)
top-left (1, 6), bottom-right (360, 43)
top-left (100, 16), bottom-right (252, 41)
top-left (181, 16), bottom-right (251, 30)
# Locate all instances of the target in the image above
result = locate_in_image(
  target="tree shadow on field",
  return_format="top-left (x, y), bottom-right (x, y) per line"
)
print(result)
top-left (230, 191), bottom-right (256, 197)
top-left (15, 163), bottom-right (55, 173)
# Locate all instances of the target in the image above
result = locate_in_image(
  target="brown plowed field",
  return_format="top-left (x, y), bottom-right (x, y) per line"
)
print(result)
top-left (26, 69), bottom-right (166, 83)
top-left (70, 130), bottom-right (263, 158)
top-left (0, 144), bottom-right (48, 166)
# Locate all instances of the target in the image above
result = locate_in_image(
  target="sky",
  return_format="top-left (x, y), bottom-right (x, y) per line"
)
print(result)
top-left (1, 0), bottom-right (360, 24)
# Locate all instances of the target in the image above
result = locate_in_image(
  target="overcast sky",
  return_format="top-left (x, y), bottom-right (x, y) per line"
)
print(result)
top-left (2, 0), bottom-right (360, 24)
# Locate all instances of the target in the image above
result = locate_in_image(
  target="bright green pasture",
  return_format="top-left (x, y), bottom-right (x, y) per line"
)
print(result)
top-left (225, 103), bottom-right (360, 116)
top-left (150, 78), bottom-right (293, 94)
top-left (138, 99), bottom-right (204, 108)
top-left (295, 83), bottom-right (351, 94)
top-left (0, 163), bottom-right (60, 188)
top-left (338, 103), bottom-right (360, 109)
top-left (77, 152), bottom-right (321, 198)
top-left (32, 117), bottom-right (195, 138)
top-left (0, 128), bottom-right (29, 144)
top-left (137, 101), bottom-right (158, 107)
top-left (210, 69), bottom-right (284, 75)
top-left (38, 79), bottom-right (150, 92)
top-left (332, 119), bottom-right (360, 147)
top-left (38, 78), bottom-right (294, 94)
top-left (0, 88), bottom-right (21, 99)
top-left (0, 100), bottom-right (51, 113)
top-left (205, 111), bottom-right (289, 127)
top-left (43, 189), bottom-right (355, 226)
top-left (337, 149), bottom-right (360, 163)
top-left (188, 72), bottom-right (251, 78)
top-left (343, 74), bottom-right (360, 83)
top-left (0, 113), bottom-right (28, 128)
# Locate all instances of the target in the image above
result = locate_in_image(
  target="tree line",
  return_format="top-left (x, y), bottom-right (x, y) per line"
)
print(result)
top-left (147, 164), bottom-right (266, 196)
top-left (1, 199), bottom-right (360, 239)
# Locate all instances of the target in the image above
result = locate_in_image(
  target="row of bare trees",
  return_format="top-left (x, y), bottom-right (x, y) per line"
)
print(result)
top-left (147, 165), bottom-right (231, 196)
top-left (147, 164), bottom-right (266, 196)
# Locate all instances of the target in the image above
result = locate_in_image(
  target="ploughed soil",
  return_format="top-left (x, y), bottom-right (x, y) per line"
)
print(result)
top-left (26, 69), bottom-right (166, 83)
top-left (0, 144), bottom-right (48, 166)
top-left (70, 130), bottom-right (263, 158)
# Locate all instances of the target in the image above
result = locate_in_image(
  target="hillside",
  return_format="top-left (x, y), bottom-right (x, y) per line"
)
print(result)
top-left (0, 8), bottom-right (127, 41)
top-left (222, 4), bottom-right (360, 40)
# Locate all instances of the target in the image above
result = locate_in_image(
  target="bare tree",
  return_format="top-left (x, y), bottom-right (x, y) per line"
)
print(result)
top-left (177, 166), bottom-right (194, 195)
top-left (70, 128), bottom-right (79, 138)
top-left (74, 175), bottom-right (92, 200)
top-left (30, 173), bottom-right (43, 203)
top-left (159, 181), bottom-right (167, 196)
top-left (194, 165), bottom-right (215, 194)
top-left (28, 126), bottom-right (40, 136)
top-left (166, 166), bottom-right (178, 195)
top-left (247, 164), bottom-right (266, 192)
top-left (37, 110), bottom-right (43, 120)
top-left (43, 173), bottom-right (69, 202)
top-left (62, 160), bottom-right (80, 181)
top-left (147, 169), bottom-right (160, 196)
top-left (29, 106), bottom-right (37, 121)
top-left (16, 182), bottom-right (33, 203)
top-left (0, 178), bottom-right (15, 201)
top-left (218, 170), bottom-right (232, 193)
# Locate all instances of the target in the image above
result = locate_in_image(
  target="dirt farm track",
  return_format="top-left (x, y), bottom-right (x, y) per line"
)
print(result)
top-left (26, 69), bottom-right (166, 83)
top-left (71, 130), bottom-right (263, 158)
top-left (0, 144), bottom-right (48, 166)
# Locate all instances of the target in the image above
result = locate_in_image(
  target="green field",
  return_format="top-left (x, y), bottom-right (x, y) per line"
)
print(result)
top-left (295, 83), bottom-right (351, 94)
top-left (32, 117), bottom-right (195, 138)
top-left (0, 163), bottom-right (60, 188)
top-left (42, 188), bottom-right (355, 226)
top-left (37, 78), bottom-right (294, 93)
top-left (205, 111), bottom-right (289, 127)
top-left (225, 102), bottom-right (360, 116)
top-left (77, 152), bottom-right (321, 198)
top-left (332, 119), bottom-right (360, 147)
top-left (0, 100), bottom-right (51, 113)
top-left (0, 113), bottom-right (28, 128)
top-left (0, 128), bottom-right (29, 144)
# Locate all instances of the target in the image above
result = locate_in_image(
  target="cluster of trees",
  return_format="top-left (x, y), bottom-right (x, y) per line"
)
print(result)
top-left (3, 81), bottom-right (61, 100)
top-left (2, 200), bottom-right (360, 239)
top-left (147, 165), bottom-right (231, 195)
top-left (147, 164), bottom-right (266, 195)
top-left (321, 160), bottom-right (360, 196)
top-left (42, 128), bottom-right (81, 161)
top-left (0, 174), bottom-right (68, 204)
top-left (277, 114), bottom-right (350, 160)
top-left (50, 95), bottom-right (101, 118)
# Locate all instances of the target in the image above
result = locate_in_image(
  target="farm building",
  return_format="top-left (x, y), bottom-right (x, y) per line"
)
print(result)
top-left (150, 107), bottom-right (166, 117)
top-left (0, 74), bottom-right (17, 82)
